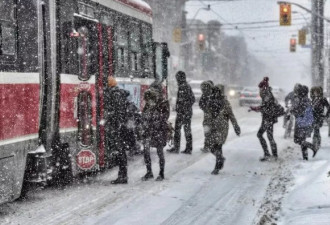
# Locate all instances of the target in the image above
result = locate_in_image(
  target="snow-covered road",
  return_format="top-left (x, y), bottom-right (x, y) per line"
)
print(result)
top-left (1, 104), bottom-right (330, 225)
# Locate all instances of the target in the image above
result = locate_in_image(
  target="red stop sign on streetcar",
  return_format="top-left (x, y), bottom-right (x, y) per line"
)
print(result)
top-left (76, 150), bottom-right (96, 170)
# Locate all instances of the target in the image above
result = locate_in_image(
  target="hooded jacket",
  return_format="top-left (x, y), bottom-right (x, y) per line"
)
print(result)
top-left (175, 72), bottom-right (195, 115)
top-left (142, 89), bottom-right (170, 147)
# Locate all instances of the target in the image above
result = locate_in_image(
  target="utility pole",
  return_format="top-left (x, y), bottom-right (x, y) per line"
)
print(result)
top-left (311, 0), bottom-right (324, 87)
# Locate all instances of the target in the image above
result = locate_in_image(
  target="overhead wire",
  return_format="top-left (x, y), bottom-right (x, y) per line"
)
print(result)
top-left (195, 0), bottom-right (310, 68)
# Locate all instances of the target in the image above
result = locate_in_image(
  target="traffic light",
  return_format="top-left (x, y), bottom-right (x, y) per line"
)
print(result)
top-left (173, 28), bottom-right (182, 43)
top-left (198, 34), bottom-right (205, 51)
top-left (290, 38), bottom-right (296, 52)
top-left (280, 4), bottom-right (291, 26)
top-left (298, 29), bottom-right (307, 46)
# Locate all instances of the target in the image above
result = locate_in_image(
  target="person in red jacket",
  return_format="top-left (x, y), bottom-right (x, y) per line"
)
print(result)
top-left (250, 77), bottom-right (279, 161)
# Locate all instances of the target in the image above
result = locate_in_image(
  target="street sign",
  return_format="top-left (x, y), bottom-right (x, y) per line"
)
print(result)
top-left (173, 28), bottom-right (182, 43)
top-left (76, 150), bottom-right (96, 170)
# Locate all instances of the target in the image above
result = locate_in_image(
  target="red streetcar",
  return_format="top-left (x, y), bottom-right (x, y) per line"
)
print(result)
top-left (0, 0), bottom-right (169, 204)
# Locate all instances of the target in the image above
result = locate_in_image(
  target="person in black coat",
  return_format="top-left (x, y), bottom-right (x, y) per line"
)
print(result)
top-left (310, 86), bottom-right (329, 150)
top-left (141, 88), bottom-right (170, 181)
top-left (292, 84), bottom-right (317, 160)
top-left (250, 77), bottom-right (279, 161)
top-left (104, 76), bottom-right (130, 184)
top-left (168, 71), bottom-right (195, 154)
top-left (199, 80), bottom-right (214, 153)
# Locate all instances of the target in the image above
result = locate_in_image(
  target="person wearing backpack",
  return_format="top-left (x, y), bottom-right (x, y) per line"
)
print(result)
top-left (310, 86), bottom-right (330, 150)
top-left (250, 77), bottom-right (281, 161)
top-left (292, 84), bottom-right (317, 160)
top-left (168, 71), bottom-right (195, 154)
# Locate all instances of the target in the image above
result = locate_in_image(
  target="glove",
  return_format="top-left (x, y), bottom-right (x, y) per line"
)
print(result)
top-left (234, 125), bottom-right (241, 136)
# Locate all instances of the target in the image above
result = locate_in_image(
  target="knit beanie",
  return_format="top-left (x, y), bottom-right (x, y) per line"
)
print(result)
top-left (258, 77), bottom-right (269, 89)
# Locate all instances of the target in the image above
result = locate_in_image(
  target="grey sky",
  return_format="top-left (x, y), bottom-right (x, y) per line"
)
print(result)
top-left (185, 0), bottom-right (329, 90)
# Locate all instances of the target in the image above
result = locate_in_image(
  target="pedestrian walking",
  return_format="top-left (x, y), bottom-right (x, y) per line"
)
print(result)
top-left (168, 71), bottom-right (195, 154)
top-left (250, 77), bottom-right (284, 161)
top-left (141, 88), bottom-right (170, 181)
top-left (292, 84), bottom-right (317, 160)
top-left (104, 76), bottom-right (130, 184)
top-left (310, 86), bottom-right (329, 150)
top-left (283, 91), bottom-right (295, 138)
top-left (199, 80), bottom-right (214, 153)
top-left (207, 85), bottom-right (240, 174)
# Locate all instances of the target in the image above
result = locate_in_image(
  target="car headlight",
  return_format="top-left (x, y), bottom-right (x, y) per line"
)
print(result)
top-left (229, 90), bottom-right (236, 96)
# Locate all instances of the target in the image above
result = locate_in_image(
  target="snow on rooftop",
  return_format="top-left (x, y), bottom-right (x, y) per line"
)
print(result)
top-left (129, 0), bottom-right (151, 10)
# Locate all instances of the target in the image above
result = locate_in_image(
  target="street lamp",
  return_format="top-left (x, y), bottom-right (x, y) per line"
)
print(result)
top-left (188, 5), bottom-right (211, 27)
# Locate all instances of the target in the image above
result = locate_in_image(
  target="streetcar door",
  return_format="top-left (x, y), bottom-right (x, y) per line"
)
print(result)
top-left (72, 17), bottom-right (98, 170)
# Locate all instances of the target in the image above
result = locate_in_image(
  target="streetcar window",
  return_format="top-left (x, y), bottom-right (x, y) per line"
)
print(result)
top-left (100, 12), bottom-right (114, 26)
top-left (0, 0), bottom-right (16, 57)
top-left (129, 24), bottom-right (141, 72)
top-left (117, 47), bottom-right (125, 69)
top-left (1, 25), bottom-right (16, 56)
top-left (115, 23), bottom-right (129, 74)
top-left (77, 91), bottom-right (93, 146)
top-left (141, 24), bottom-right (153, 78)
top-left (77, 27), bottom-right (90, 80)
top-left (130, 52), bottom-right (138, 71)
top-left (0, 1), bottom-right (15, 22)
top-left (78, 2), bottom-right (95, 18)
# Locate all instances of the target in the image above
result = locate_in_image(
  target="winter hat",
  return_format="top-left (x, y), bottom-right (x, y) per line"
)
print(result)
top-left (201, 80), bottom-right (214, 94)
top-left (258, 77), bottom-right (269, 89)
top-left (301, 85), bottom-right (309, 97)
top-left (108, 76), bottom-right (117, 87)
top-left (176, 71), bottom-right (186, 83)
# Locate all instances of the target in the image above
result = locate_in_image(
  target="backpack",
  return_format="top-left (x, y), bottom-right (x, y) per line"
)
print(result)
top-left (273, 103), bottom-right (285, 118)
top-left (296, 105), bottom-right (314, 128)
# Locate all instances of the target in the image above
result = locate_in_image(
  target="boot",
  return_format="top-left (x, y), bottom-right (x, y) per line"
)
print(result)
top-left (312, 147), bottom-right (318, 158)
top-left (259, 154), bottom-right (271, 162)
top-left (211, 157), bottom-right (225, 175)
top-left (200, 148), bottom-right (209, 153)
top-left (167, 147), bottom-right (179, 154)
top-left (181, 149), bottom-right (192, 154)
top-left (110, 177), bottom-right (128, 184)
top-left (156, 169), bottom-right (164, 181)
top-left (141, 166), bottom-right (154, 181)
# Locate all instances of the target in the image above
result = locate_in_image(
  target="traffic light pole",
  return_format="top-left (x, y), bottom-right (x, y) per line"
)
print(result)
top-left (278, 1), bottom-right (326, 87)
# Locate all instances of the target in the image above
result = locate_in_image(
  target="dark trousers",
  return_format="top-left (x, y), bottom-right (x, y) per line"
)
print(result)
top-left (313, 125), bottom-right (321, 149)
top-left (109, 126), bottom-right (128, 179)
top-left (294, 130), bottom-right (314, 159)
top-left (173, 113), bottom-right (192, 152)
top-left (211, 144), bottom-right (225, 169)
top-left (257, 120), bottom-right (277, 157)
top-left (144, 139), bottom-right (165, 176)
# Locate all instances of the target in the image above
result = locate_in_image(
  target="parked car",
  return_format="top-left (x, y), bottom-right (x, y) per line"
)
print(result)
top-left (189, 80), bottom-right (204, 102)
top-left (239, 87), bottom-right (262, 106)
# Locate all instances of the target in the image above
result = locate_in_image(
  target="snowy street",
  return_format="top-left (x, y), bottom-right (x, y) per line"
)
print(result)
top-left (1, 103), bottom-right (329, 225)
